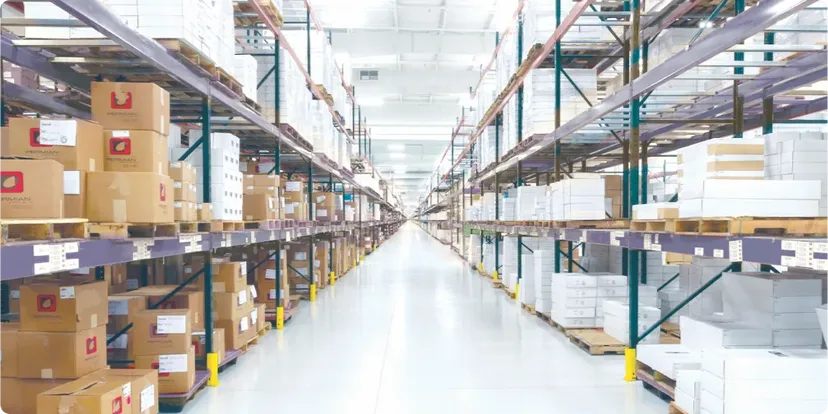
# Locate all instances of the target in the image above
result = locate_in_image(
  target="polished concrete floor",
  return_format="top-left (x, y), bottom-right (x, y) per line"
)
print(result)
top-left (185, 222), bottom-right (667, 413)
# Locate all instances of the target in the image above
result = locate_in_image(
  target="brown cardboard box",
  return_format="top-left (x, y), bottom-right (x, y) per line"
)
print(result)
top-left (1, 126), bottom-right (9, 155)
top-left (243, 194), bottom-right (277, 220)
top-left (243, 174), bottom-right (279, 188)
top-left (87, 172), bottom-right (174, 223)
top-left (2, 378), bottom-right (71, 414)
top-left (20, 280), bottom-right (107, 332)
top-left (1, 323), bottom-right (19, 377)
top-left (104, 130), bottom-right (168, 175)
top-left (192, 328), bottom-right (225, 363)
top-left (212, 262), bottom-right (248, 293)
top-left (109, 263), bottom-right (128, 285)
top-left (169, 161), bottom-right (196, 183)
top-left (7, 117), bottom-right (104, 171)
top-left (134, 346), bottom-right (195, 394)
top-left (174, 201), bottom-right (197, 221)
top-left (215, 314), bottom-right (256, 350)
top-left (214, 290), bottom-right (253, 320)
top-left (63, 170), bottom-right (87, 218)
top-left (107, 295), bottom-right (146, 335)
top-left (243, 185), bottom-right (279, 197)
top-left (254, 304), bottom-right (266, 332)
top-left (109, 282), bottom-right (128, 295)
top-left (197, 203), bottom-right (212, 221)
top-left (1, 159), bottom-right (64, 219)
top-left (85, 369), bottom-right (159, 414)
top-left (313, 192), bottom-right (338, 222)
top-left (140, 288), bottom-right (204, 331)
top-left (17, 325), bottom-right (107, 379)
top-left (173, 181), bottom-right (197, 202)
top-left (91, 82), bottom-right (170, 135)
top-left (37, 375), bottom-right (133, 414)
top-left (132, 309), bottom-right (192, 356)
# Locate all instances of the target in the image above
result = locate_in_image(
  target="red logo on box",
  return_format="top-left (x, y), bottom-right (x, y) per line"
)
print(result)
top-left (149, 323), bottom-right (166, 339)
top-left (29, 128), bottom-right (51, 147)
top-left (110, 91), bottom-right (132, 109)
top-left (150, 362), bottom-right (170, 377)
top-left (37, 294), bottom-right (56, 312)
top-left (109, 138), bottom-right (131, 155)
top-left (111, 396), bottom-right (123, 414)
top-left (160, 183), bottom-right (166, 201)
top-left (0, 171), bottom-right (23, 193)
top-left (86, 337), bottom-right (98, 355)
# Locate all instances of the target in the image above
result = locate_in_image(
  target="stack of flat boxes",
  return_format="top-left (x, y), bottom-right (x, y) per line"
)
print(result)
top-left (314, 192), bottom-right (342, 222)
top-left (678, 137), bottom-right (822, 218)
top-left (1, 280), bottom-right (109, 414)
top-left (233, 55), bottom-right (259, 103)
top-left (533, 251), bottom-right (556, 313)
top-left (764, 131), bottom-right (827, 216)
top-left (550, 175), bottom-right (606, 220)
top-left (243, 173), bottom-right (281, 221)
top-left (483, 242), bottom-right (497, 277)
top-left (603, 299), bottom-right (662, 345)
top-left (171, 161), bottom-right (198, 221)
top-left (502, 236), bottom-right (518, 291)
top-left (255, 41), bottom-right (312, 138)
top-left (522, 69), bottom-right (597, 137)
top-left (517, 252), bottom-right (536, 306)
top-left (212, 262), bottom-right (257, 351)
top-left (595, 275), bottom-right (658, 328)
top-left (698, 349), bottom-right (827, 414)
top-left (604, 176), bottom-right (623, 218)
top-left (174, 133), bottom-right (243, 220)
top-left (515, 186), bottom-right (546, 220)
top-left (549, 273), bottom-right (598, 328)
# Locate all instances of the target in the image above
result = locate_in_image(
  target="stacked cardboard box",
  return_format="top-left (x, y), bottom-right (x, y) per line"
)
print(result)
top-left (283, 180), bottom-right (307, 220)
top-left (175, 132), bottom-right (242, 220)
top-left (243, 173), bottom-right (280, 220)
top-left (5, 116), bottom-right (105, 219)
top-left (763, 131), bottom-right (828, 216)
top-left (170, 161), bottom-right (198, 221)
top-left (1, 279), bottom-right (109, 413)
top-left (286, 243), bottom-right (312, 292)
top-left (212, 262), bottom-right (256, 350)
top-left (314, 241), bottom-right (330, 288)
top-left (603, 299), bottom-right (662, 345)
top-left (549, 175), bottom-right (606, 220)
top-left (132, 309), bottom-right (195, 394)
top-left (313, 192), bottom-right (341, 222)
top-left (0, 159), bottom-right (65, 219)
top-left (254, 248), bottom-right (290, 311)
top-left (549, 273), bottom-right (598, 328)
top-left (106, 295), bottom-right (146, 362)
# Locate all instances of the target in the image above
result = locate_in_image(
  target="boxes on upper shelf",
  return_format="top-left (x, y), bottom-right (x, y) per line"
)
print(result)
top-left (1, 159), bottom-right (65, 219)
top-left (63, 170), bottom-right (87, 218)
top-left (91, 82), bottom-right (171, 135)
top-left (86, 172), bottom-right (174, 223)
top-left (104, 130), bottom-right (169, 174)
top-left (243, 194), bottom-right (278, 220)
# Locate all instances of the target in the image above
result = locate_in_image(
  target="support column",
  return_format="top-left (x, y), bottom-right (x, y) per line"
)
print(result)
top-left (762, 32), bottom-right (775, 134)
top-left (733, 0), bottom-right (745, 138)
top-left (308, 162), bottom-right (317, 302)
top-left (625, 0), bottom-right (641, 382)
top-left (553, 0), bottom-right (562, 274)
top-left (201, 97), bottom-right (218, 387)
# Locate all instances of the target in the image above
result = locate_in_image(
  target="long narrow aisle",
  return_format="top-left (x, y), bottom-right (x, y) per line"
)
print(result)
top-left (186, 222), bottom-right (666, 413)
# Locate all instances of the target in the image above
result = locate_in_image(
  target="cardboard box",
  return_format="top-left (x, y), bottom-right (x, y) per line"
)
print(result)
top-left (104, 130), bottom-right (168, 174)
top-left (174, 201), bottom-right (197, 221)
top-left (37, 375), bottom-right (133, 414)
top-left (1, 126), bottom-right (9, 154)
top-left (215, 314), bottom-right (256, 350)
top-left (313, 192), bottom-right (338, 222)
top-left (85, 369), bottom-right (159, 414)
top-left (107, 295), bottom-right (146, 335)
top-left (7, 117), bottom-right (104, 171)
top-left (87, 172), bottom-right (174, 223)
top-left (132, 309), bottom-right (192, 356)
top-left (143, 289), bottom-right (204, 331)
top-left (169, 161), bottom-right (196, 183)
top-left (192, 328), bottom-right (225, 363)
top-left (197, 203), bottom-right (212, 221)
top-left (62, 170), bottom-right (87, 218)
top-left (173, 181), bottom-right (197, 202)
top-left (244, 185), bottom-right (279, 197)
top-left (1, 323), bottom-right (20, 377)
top-left (254, 304), bottom-right (266, 332)
top-left (133, 346), bottom-right (195, 395)
top-left (213, 262), bottom-right (248, 293)
top-left (17, 325), bottom-right (107, 379)
top-left (243, 194), bottom-right (278, 220)
top-left (20, 280), bottom-right (107, 332)
top-left (1, 378), bottom-right (72, 414)
top-left (91, 82), bottom-right (170, 135)
top-left (214, 290), bottom-right (253, 320)
top-left (1, 159), bottom-right (64, 219)
top-left (243, 174), bottom-right (279, 188)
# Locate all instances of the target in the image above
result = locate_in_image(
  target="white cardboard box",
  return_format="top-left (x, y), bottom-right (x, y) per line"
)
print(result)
top-left (680, 316), bottom-right (773, 349)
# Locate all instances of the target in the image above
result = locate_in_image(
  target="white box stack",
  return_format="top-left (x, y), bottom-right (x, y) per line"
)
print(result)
top-left (503, 236), bottom-right (519, 291)
top-left (173, 132), bottom-right (243, 220)
top-left (515, 186), bottom-right (546, 220)
top-left (699, 348), bottom-right (828, 414)
top-left (550, 273), bottom-right (598, 328)
top-left (549, 176), bottom-right (606, 220)
top-left (603, 300), bottom-right (662, 345)
top-left (233, 55), bottom-right (259, 102)
top-left (763, 131), bottom-right (828, 216)
top-left (517, 252), bottom-right (536, 306)
top-left (675, 369), bottom-right (702, 414)
top-left (637, 344), bottom-right (703, 380)
top-left (255, 44), bottom-right (313, 139)
top-left (533, 250), bottom-right (558, 313)
top-left (522, 69), bottom-right (597, 137)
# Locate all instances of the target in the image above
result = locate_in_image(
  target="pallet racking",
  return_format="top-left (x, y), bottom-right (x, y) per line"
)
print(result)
top-left (416, 0), bottom-right (827, 382)
top-left (1, 0), bottom-right (405, 409)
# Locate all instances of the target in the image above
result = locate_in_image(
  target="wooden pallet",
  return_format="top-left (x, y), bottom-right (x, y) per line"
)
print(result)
top-left (216, 67), bottom-right (244, 98)
top-left (661, 321), bottom-right (681, 338)
top-left (156, 39), bottom-right (216, 77)
top-left (243, 219), bottom-right (281, 230)
top-left (89, 222), bottom-right (179, 239)
top-left (159, 370), bottom-right (209, 413)
top-left (637, 361), bottom-right (676, 402)
top-left (240, 335), bottom-right (260, 353)
top-left (536, 311), bottom-right (551, 323)
top-left (674, 217), bottom-right (827, 236)
top-left (503, 286), bottom-right (516, 299)
top-left (232, 0), bottom-right (284, 26)
top-left (669, 402), bottom-right (689, 414)
top-left (279, 123), bottom-right (313, 150)
top-left (521, 302), bottom-right (536, 314)
top-left (554, 219), bottom-right (630, 229)
top-left (177, 221), bottom-right (211, 234)
top-left (568, 329), bottom-right (626, 355)
top-left (1, 218), bottom-right (89, 245)
top-left (630, 219), bottom-right (677, 232)
top-left (210, 220), bottom-right (244, 232)
top-left (492, 279), bottom-right (503, 288)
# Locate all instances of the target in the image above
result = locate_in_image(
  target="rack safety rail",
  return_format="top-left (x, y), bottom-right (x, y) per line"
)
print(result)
top-left (417, 0), bottom-right (827, 382)
top-left (0, 0), bottom-right (407, 402)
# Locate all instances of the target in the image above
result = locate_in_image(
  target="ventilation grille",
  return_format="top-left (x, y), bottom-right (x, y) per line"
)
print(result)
top-left (359, 70), bottom-right (379, 80)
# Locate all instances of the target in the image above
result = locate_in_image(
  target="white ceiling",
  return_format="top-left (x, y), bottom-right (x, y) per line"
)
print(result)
top-left (283, 0), bottom-right (509, 209)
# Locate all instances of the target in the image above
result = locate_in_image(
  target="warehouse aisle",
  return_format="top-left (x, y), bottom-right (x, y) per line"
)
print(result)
top-left (185, 222), bottom-right (666, 414)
